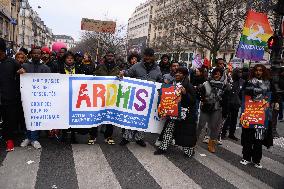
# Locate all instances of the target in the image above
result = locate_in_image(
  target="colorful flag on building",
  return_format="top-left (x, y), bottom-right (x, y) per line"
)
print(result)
top-left (236, 10), bottom-right (273, 61)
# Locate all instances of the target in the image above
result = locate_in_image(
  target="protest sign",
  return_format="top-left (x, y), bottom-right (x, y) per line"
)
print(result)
top-left (240, 95), bottom-right (270, 129)
top-left (20, 74), bottom-right (164, 133)
top-left (81, 18), bottom-right (116, 33)
top-left (157, 84), bottom-right (181, 119)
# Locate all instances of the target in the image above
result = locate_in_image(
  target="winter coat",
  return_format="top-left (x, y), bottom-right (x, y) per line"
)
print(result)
top-left (94, 62), bottom-right (121, 76)
top-left (173, 78), bottom-right (197, 147)
top-left (0, 56), bottom-right (21, 105)
top-left (22, 61), bottom-right (51, 73)
top-left (242, 78), bottom-right (273, 148)
top-left (199, 76), bottom-right (230, 114)
top-left (163, 72), bottom-right (175, 84)
top-left (126, 61), bottom-right (163, 82)
top-left (46, 60), bottom-right (59, 73)
top-left (59, 64), bottom-right (82, 75)
top-left (80, 62), bottom-right (96, 75)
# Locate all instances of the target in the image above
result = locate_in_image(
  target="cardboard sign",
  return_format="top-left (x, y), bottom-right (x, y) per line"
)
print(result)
top-left (81, 18), bottom-right (116, 33)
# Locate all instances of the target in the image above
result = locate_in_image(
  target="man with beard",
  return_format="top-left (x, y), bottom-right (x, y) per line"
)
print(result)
top-left (41, 47), bottom-right (58, 73)
top-left (88, 50), bottom-right (121, 145)
top-left (119, 48), bottom-right (163, 147)
top-left (20, 47), bottom-right (51, 149)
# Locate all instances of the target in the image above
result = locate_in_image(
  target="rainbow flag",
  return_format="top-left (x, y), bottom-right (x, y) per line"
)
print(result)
top-left (236, 10), bottom-right (273, 61)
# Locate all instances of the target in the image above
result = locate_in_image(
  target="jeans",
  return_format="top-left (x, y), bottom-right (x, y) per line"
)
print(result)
top-left (26, 130), bottom-right (39, 141)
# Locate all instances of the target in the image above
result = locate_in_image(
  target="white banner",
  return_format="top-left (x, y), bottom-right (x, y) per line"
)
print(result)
top-left (20, 74), bottom-right (164, 133)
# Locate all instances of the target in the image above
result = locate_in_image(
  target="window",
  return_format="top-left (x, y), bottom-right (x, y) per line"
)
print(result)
top-left (181, 53), bottom-right (189, 61)
top-left (189, 53), bottom-right (193, 61)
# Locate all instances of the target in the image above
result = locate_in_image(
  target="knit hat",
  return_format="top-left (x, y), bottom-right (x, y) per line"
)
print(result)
top-left (0, 38), bottom-right (6, 52)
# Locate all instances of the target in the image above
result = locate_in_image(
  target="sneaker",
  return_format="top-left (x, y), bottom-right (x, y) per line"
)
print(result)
top-left (254, 163), bottom-right (263, 169)
top-left (154, 149), bottom-right (166, 155)
top-left (20, 139), bottom-right (31, 147)
top-left (136, 139), bottom-right (146, 147)
top-left (31, 141), bottom-right (41, 149)
top-left (87, 138), bottom-right (96, 145)
top-left (228, 135), bottom-right (239, 141)
top-left (105, 137), bottom-right (115, 145)
top-left (154, 139), bottom-right (161, 147)
top-left (217, 139), bottom-right (222, 145)
top-left (6, 140), bottom-right (14, 152)
top-left (119, 138), bottom-right (129, 146)
top-left (171, 139), bottom-right (176, 146)
top-left (203, 136), bottom-right (209, 144)
top-left (240, 159), bottom-right (250, 166)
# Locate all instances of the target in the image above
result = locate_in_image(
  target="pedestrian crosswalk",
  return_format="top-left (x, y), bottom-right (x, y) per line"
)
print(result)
top-left (0, 133), bottom-right (283, 189)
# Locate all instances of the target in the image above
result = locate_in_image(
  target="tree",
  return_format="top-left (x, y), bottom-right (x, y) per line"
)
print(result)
top-left (151, 0), bottom-right (276, 62)
top-left (71, 25), bottom-right (127, 61)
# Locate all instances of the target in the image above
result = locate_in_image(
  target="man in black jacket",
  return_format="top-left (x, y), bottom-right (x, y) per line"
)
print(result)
top-left (20, 47), bottom-right (50, 149)
top-left (0, 38), bottom-right (25, 152)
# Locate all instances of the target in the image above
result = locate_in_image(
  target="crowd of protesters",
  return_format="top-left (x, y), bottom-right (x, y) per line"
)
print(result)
top-left (0, 37), bottom-right (284, 169)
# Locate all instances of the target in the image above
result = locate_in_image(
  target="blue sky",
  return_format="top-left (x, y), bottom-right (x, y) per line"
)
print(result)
top-left (29, 0), bottom-right (146, 41)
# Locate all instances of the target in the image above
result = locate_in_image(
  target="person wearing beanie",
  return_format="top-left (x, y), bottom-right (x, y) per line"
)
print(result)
top-left (119, 48), bottom-right (163, 147)
top-left (0, 38), bottom-right (25, 152)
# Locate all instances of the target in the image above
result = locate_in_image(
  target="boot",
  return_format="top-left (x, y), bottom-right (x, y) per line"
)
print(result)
top-left (208, 139), bottom-right (216, 153)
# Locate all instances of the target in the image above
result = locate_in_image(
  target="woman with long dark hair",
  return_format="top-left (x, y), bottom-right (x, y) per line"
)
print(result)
top-left (154, 67), bottom-right (197, 157)
top-left (240, 64), bottom-right (273, 169)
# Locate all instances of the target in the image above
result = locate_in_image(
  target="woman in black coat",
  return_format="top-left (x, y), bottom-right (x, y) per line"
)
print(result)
top-left (240, 64), bottom-right (273, 169)
top-left (154, 67), bottom-right (197, 158)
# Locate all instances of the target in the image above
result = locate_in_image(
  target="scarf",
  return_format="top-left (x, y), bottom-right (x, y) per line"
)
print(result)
top-left (64, 63), bottom-right (76, 74)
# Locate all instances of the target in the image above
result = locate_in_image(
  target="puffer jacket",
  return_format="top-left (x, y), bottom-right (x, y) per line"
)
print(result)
top-left (22, 61), bottom-right (51, 73)
top-left (126, 61), bottom-right (163, 82)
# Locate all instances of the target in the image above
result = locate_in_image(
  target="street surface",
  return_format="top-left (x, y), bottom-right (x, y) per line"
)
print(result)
top-left (0, 121), bottom-right (283, 189)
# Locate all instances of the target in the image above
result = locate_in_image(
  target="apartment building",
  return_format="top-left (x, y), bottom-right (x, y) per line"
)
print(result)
top-left (54, 35), bottom-right (76, 49)
top-left (126, 0), bottom-right (153, 54)
top-left (0, 0), bottom-right (21, 51)
top-left (18, 0), bottom-right (54, 50)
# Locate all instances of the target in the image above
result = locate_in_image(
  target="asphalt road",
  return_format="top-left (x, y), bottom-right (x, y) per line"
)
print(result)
top-left (0, 121), bottom-right (283, 189)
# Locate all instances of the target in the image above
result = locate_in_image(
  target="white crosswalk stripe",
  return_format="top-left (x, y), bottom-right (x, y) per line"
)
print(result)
top-left (72, 144), bottom-right (121, 189)
top-left (273, 137), bottom-right (284, 149)
top-left (127, 142), bottom-right (202, 189)
top-left (0, 138), bottom-right (283, 189)
top-left (195, 147), bottom-right (273, 189)
top-left (222, 140), bottom-right (284, 177)
top-left (0, 147), bottom-right (41, 189)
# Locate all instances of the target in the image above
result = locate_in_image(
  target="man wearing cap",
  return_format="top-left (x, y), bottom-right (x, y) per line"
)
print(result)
top-left (119, 48), bottom-right (163, 147)
top-left (41, 47), bottom-right (58, 73)
top-left (0, 38), bottom-right (25, 152)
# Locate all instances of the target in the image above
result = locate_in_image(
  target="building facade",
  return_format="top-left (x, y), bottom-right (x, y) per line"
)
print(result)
top-left (18, 0), bottom-right (54, 50)
top-left (126, 0), bottom-right (153, 54)
top-left (0, 0), bottom-right (21, 52)
top-left (54, 35), bottom-right (76, 49)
